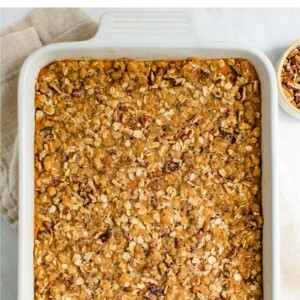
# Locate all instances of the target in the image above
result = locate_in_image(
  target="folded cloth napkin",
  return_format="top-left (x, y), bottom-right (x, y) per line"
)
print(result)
top-left (0, 8), bottom-right (98, 230)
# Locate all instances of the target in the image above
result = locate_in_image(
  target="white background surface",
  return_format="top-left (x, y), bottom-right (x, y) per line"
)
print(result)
top-left (1, 7), bottom-right (300, 300)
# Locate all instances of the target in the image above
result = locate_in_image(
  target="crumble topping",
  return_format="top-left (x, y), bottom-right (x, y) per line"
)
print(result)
top-left (34, 58), bottom-right (262, 300)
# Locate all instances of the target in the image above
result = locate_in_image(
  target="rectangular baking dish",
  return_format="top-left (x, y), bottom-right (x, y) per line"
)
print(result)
top-left (18, 11), bottom-right (279, 299)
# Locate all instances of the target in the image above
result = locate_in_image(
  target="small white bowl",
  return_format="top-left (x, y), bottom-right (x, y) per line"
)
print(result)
top-left (277, 39), bottom-right (300, 120)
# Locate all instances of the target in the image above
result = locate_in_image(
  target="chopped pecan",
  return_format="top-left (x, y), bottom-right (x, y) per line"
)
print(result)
top-left (149, 180), bottom-right (162, 191)
top-left (156, 67), bottom-right (164, 77)
top-left (151, 198), bottom-right (158, 208)
top-left (100, 229), bottom-right (113, 242)
top-left (106, 147), bottom-right (117, 155)
top-left (43, 221), bottom-right (52, 230)
top-left (280, 46), bottom-right (300, 109)
top-left (140, 115), bottom-right (150, 127)
top-left (71, 88), bottom-right (83, 97)
top-left (226, 246), bottom-right (238, 259)
top-left (124, 286), bottom-right (132, 292)
top-left (164, 161), bottom-right (180, 173)
top-left (149, 285), bottom-right (164, 297)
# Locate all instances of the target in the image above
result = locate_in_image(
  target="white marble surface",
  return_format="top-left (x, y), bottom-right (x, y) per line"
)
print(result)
top-left (1, 7), bottom-right (300, 300)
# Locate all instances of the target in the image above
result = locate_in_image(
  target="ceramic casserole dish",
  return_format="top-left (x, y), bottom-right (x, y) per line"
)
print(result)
top-left (18, 11), bottom-right (279, 300)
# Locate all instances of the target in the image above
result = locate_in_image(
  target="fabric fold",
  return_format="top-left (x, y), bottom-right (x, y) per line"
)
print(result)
top-left (1, 27), bottom-right (42, 78)
top-left (0, 8), bottom-right (97, 230)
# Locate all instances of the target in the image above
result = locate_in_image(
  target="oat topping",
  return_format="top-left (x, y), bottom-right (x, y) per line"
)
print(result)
top-left (34, 58), bottom-right (262, 299)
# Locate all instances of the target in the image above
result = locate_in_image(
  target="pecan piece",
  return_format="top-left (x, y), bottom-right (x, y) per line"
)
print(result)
top-left (106, 147), bottom-right (117, 155)
top-left (151, 198), bottom-right (158, 208)
top-left (164, 161), bottom-right (180, 173)
top-left (100, 229), bottom-right (113, 242)
top-left (177, 130), bottom-right (188, 141)
top-left (151, 170), bottom-right (163, 178)
top-left (156, 67), bottom-right (164, 77)
top-left (71, 89), bottom-right (83, 97)
top-left (124, 286), bottom-right (132, 292)
top-left (149, 285), bottom-right (164, 297)
top-left (202, 220), bottom-right (210, 233)
top-left (149, 180), bottom-right (162, 191)
top-left (226, 246), bottom-right (238, 259)
top-left (94, 87), bottom-right (103, 94)
top-left (140, 115), bottom-right (150, 127)
top-left (43, 221), bottom-right (52, 230)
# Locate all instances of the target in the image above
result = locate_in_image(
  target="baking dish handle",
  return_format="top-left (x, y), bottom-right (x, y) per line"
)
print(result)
top-left (90, 11), bottom-right (199, 48)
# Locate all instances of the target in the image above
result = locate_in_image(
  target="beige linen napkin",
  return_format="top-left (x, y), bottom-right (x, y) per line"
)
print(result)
top-left (0, 8), bottom-right (98, 230)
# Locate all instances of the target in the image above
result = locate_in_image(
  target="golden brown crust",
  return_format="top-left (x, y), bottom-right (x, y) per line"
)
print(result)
top-left (34, 58), bottom-right (262, 300)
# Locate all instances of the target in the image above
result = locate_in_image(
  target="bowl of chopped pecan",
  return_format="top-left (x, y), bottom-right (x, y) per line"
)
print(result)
top-left (277, 39), bottom-right (300, 119)
top-left (18, 10), bottom-right (279, 300)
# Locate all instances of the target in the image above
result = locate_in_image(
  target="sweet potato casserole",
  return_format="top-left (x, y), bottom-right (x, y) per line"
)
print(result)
top-left (34, 58), bottom-right (263, 300)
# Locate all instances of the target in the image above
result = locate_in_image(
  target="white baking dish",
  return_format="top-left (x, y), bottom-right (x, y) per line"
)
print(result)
top-left (18, 11), bottom-right (279, 299)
